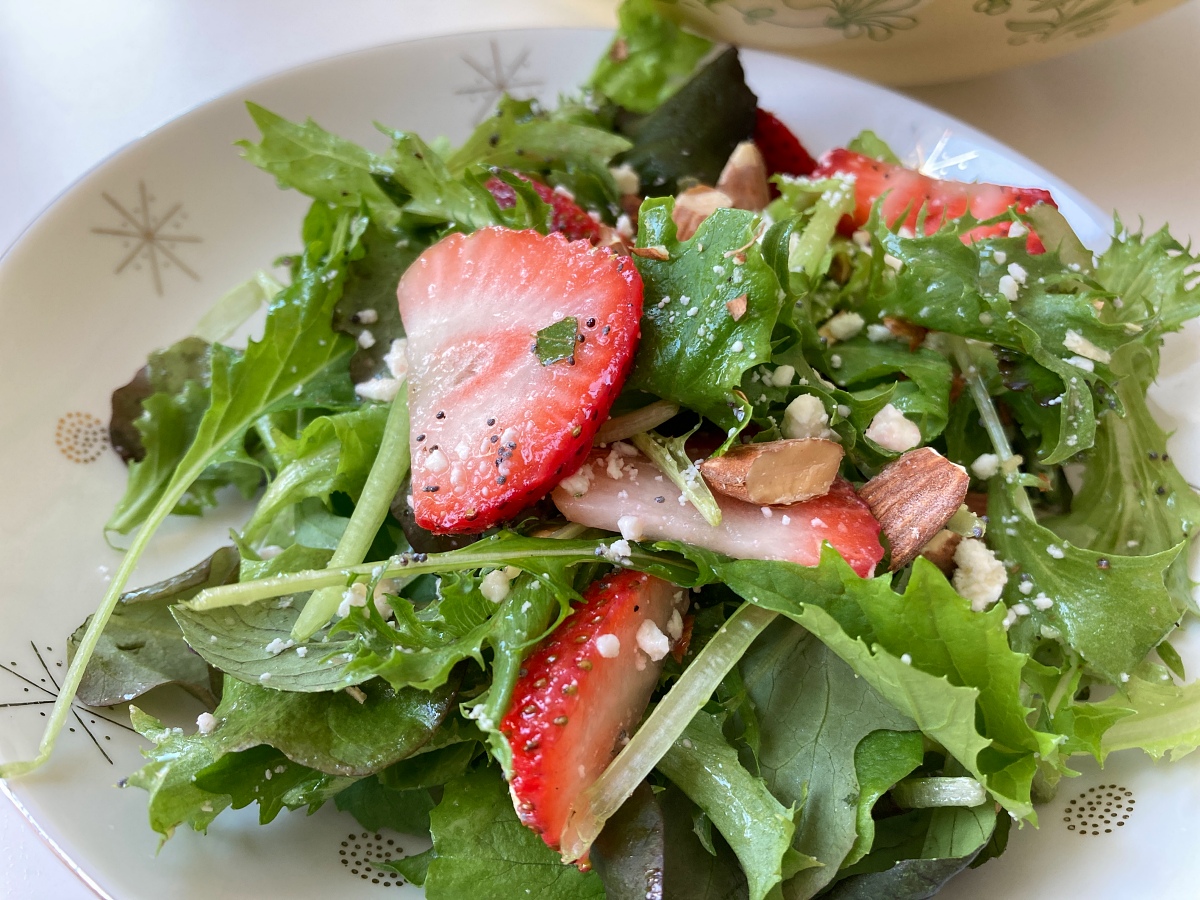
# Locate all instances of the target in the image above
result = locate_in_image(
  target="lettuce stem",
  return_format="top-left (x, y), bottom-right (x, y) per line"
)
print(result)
top-left (291, 394), bottom-right (410, 641)
top-left (558, 601), bottom-right (777, 862)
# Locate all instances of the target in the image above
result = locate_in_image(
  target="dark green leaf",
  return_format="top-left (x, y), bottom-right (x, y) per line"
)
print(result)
top-left (844, 730), bottom-right (925, 869)
top-left (535, 316), bottom-right (580, 366)
top-left (616, 47), bottom-right (757, 195)
top-left (334, 777), bottom-right (437, 834)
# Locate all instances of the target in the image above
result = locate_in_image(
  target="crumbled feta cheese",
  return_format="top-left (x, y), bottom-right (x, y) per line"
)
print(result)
top-left (783, 394), bottom-right (835, 440)
top-left (596, 634), bottom-right (621, 659)
top-left (636, 619), bottom-right (670, 661)
top-left (884, 253), bottom-right (903, 272)
top-left (355, 308), bottom-right (379, 325)
top-left (480, 568), bottom-right (515, 604)
top-left (357, 329), bottom-right (376, 349)
top-left (825, 310), bottom-right (865, 341)
top-left (781, 514), bottom-right (791, 525)
top-left (295, 646), bottom-right (308, 658)
top-left (1065, 355), bottom-right (1095, 372)
top-left (336, 582), bottom-right (369, 618)
top-left (1008, 221), bottom-right (1027, 238)
top-left (768, 364), bottom-right (795, 388)
top-left (196, 712), bottom-right (217, 735)
top-left (265, 638), bottom-right (295, 656)
top-left (971, 453), bottom-right (1000, 480)
top-left (1007, 262), bottom-right (1028, 285)
top-left (1018, 580), bottom-right (1034, 596)
top-left (731, 340), bottom-right (744, 353)
top-left (865, 404), bottom-right (921, 453)
top-left (866, 323), bottom-right (894, 343)
top-left (353, 339), bottom-right (408, 402)
top-left (1012, 602), bottom-right (1031, 617)
top-left (1046, 544), bottom-right (1066, 559)
top-left (559, 464), bottom-right (595, 497)
top-left (1032, 592), bottom-right (1054, 611)
top-left (993, 250), bottom-right (1007, 265)
top-left (615, 213), bottom-right (634, 240)
top-left (1063, 330), bottom-right (1111, 364)
top-left (666, 609), bottom-right (684, 641)
top-left (609, 163), bottom-right (640, 196)
top-left (617, 515), bottom-right (645, 541)
top-left (603, 539), bottom-right (633, 564)
top-left (761, 506), bottom-right (773, 518)
top-left (900, 653), bottom-right (912, 665)
top-left (686, 306), bottom-right (699, 318)
top-left (998, 274), bottom-right (1020, 302)
top-left (953, 538), bottom-right (1008, 611)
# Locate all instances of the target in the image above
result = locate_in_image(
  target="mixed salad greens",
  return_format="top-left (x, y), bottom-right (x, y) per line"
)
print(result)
top-left (5, 2), bottom-right (1200, 897)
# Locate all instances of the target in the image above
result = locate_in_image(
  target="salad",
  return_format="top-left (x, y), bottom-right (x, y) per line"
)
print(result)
top-left (4, 2), bottom-right (1199, 897)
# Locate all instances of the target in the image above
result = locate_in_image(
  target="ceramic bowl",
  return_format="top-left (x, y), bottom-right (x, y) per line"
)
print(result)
top-left (657, 0), bottom-right (1187, 85)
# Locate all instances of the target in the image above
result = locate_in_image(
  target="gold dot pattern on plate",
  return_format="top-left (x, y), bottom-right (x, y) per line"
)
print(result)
top-left (339, 832), bottom-right (409, 888)
top-left (54, 412), bottom-right (109, 463)
top-left (1063, 784), bottom-right (1135, 835)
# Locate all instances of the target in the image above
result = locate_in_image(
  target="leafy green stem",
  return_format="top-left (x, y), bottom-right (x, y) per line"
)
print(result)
top-left (559, 602), bottom-right (778, 862)
top-left (292, 394), bottom-right (411, 640)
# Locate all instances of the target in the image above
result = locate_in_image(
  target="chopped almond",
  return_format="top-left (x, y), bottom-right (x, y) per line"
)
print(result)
top-left (883, 316), bottom-right (928, 352)
top-left (595, 224), bottom-right (630, 256)
top-left (857, 447), bottom-right (969, 570)
top-left (700, 439), bottom-right (844, 506)
top-left (672, 186), bottom-right (733, 241)
top-left (631, 245), bottom-right (670, 260)
top-left (726, 294), bottom-right (748, 321)
top-left (920, 529), bottom-right (962, 575)
top-left (716, 141), bottom-right (771, 212)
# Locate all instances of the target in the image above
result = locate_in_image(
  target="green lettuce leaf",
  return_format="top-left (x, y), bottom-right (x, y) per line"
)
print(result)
top-left (588, 0), bottom-right (712, 115)
top-left (740, 618), bottom-right (913, 899)
top-left (422, 768), bottom-right (605, 899)
top-left (657, 711), bottom-right (807, 900)
top-left (616, 47), bottom-right (757, 196)
top-left (333, 776), bottom-right (437, 835)
top-left (69, 546), bottom-right (236, 706)
top-left (1099, 673), bottom-right (1200, 761)
top-left (629, 200), bottom-right (784, 430)
top-left (844, 730), bottom-right (925, 870)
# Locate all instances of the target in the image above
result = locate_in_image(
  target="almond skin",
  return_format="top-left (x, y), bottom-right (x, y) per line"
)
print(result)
top-left (857, 447), bottom-right (969, 570)
top-left (700, 439), bottom-right (844, 506)
top-left (919, 529), bottom-right (963, 575)
top-left (671, 186), bottom-right (734, 241)
top-left (716, 141), bottom-right (771, 212)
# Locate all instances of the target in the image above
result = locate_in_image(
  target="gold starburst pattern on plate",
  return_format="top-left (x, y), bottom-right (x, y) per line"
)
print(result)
top-left (92, 181), bottom-right (202, 296)
top-left (54, 412), bottom-right (109, 464)
top-left (455, 40), bottom-right (543, 124)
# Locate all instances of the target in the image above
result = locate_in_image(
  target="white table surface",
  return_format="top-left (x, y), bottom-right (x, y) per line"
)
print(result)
top-left (2, 1), bottom-right (1198, 897)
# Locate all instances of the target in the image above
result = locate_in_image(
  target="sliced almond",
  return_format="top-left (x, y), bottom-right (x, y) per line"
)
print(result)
top-left (631, 245), bottom-right (670, 261)
top-left (715, 141), bottom-right (771, 212)
top-left (672, 185), bottom-right (733, 241)
top-left (883, 316), bottom-right (928, 352)
top-left (919, 529), bottom-right (962, 575)
top-left (700, 439), bottom-right (843, 506)
top-left (726, 294), bottom-right (748, 321)
top-left (857, 447), bottom-right (969, 570)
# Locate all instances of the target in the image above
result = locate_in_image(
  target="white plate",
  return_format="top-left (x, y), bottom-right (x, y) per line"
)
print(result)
top-left (1, 27), bottom-right (1198, 900)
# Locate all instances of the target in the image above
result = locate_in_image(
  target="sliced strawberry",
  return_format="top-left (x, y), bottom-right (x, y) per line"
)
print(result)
top-left (502, 569), bottom-right (686, 851)
top-left (397, 228), bottom-right (643, 533)
top-left (552, 446), bottom-right (883, 577)
top-left (485, 175), bottom-right (603, 244)
top-left (753, 109), bottom-right (818, 180)
top-left (812, 148), bottom-right (1055, 251)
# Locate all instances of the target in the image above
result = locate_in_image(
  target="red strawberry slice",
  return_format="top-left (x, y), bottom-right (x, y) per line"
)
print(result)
top-left (753, 109), bottom-right (818, 180)
top-left (485, 175), bottom-right (603, 244)
top-left (502, 569), bottom-right (686, 852)
top-left (812, 148), bottom-right (1055, 251)
top-left (552, 446), bottom-right (883, 577)
top-left (397, 227), bottom-right (643, 533)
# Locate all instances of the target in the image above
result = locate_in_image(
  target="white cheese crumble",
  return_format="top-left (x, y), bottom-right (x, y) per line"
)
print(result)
top-left (865, 404), bottom-right (921, 452)
top-left (866, 323), bottom-right (895, 343)
top-left (1008, 221), bottom-right (1028, 238)
top-left (884, 253), bottom-right (903, 272)
top-left (617, 515), bottom-right (646, 541)
top-left (761, 506), bottom-right (773, 518)
top-left (993, 250), bottom-right (1007, 265)
top-left (425, 448), bottom-right (449, 474)
top-left (1063, 330), bottom-right (1111, 364)
top-left (900, 653), bottom-right (913, 665)
top-left (731, 340), bottom-right (744, 352)
top-left (970, 453), bottom-right (1000, 480)
top-left (357, 329), bottom-right (376, 349)
top-left (1032, 593), bottom-right (1054, 611)
top-left (666, 609), bottom-right (684, 641)
top-left (196, 712), bottom-right (217, 735)
top-left (783, 394), bottom-right (835, 441)
top-left (825, 311), bottom-right (865, 341)
top-left (336, 582), bottom-right (369, 618)
top-left (952, 538), bottom-right (1008, 611)
top-left (1046, 544), bottom-right (1066, 559)
top-left (596, 634), bottom-right (621, 659)
top-left (1065, 354), bottom-right (1095, 372)
top-left (610, 163), bottom-right (640, 196)
top-left (636, 619), bottom-right (670, 661)
top-left (355, 308), bottom-right (379, 325)
top-left (767, 364), bottom-right (795, 388)
top-left (559, 464), bottom-right (595, 497)
top-left (1007, 262), bottom-right (1028, 285)
top-left (354, 338), bottom-right (409, 402)
top-left (602, 539), bottom-right (633, 564)
top-left (480, 568), bottom-right (515, 604)
top-left (998, 274), bottom-right (1020, 302)
top-left (264, 638), bottom-right (295, 656)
